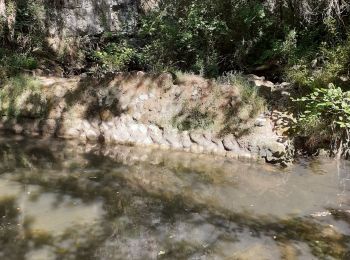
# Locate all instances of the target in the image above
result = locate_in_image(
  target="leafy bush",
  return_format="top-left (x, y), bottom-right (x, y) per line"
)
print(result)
top-left (293, 84), bottom-right (350, 156)
top-left (0, 0), bottom-right (44, 77)
top-left (139, 1), bottom-right (228, 76)
top-left (0, 51), bottom-right (38, 76)
top-left (91, 41), bottom-right (137, 74)
top-left (14, 0), bottom-right (46, 49)
top-left (286, 34), bottom-right (350, 92)
top-left (0, 75), bottom-right (46, 118)
top-left (135, 0), bottom-right (350, 79)
top-left (1, 0), bottom-right (349, 80)
top-left (0, 0), bottom-right (46, 50)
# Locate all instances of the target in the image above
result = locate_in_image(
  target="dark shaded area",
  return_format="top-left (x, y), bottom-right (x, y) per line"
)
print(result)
top-left (172, 107), bottom-right (216, 131)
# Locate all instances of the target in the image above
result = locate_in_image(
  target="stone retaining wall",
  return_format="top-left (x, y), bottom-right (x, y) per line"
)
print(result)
top-left (0, 73), bottom-right (293, 165)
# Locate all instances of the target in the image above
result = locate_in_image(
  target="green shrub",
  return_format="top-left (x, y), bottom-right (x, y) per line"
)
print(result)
top-left (139, 0), bottom-right (229, 76)
top-left (0, 75), bottom-right (46, 118)
top-left (0, 0), bottom-right (45, 76)
top-left (88, 7), bottom-right (228, 76)
top-left (0, 49), bottom-right (38, 77)
top-left (286, 35), bottom-right (350, 90)
top-left (91, 41), bottom-right (137, 74)
top-left (293, 84), bottom-right (350, 156)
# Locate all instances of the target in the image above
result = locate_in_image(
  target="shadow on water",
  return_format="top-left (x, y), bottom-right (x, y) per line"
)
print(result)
top-left (0, 137), bottom-right (349, 259)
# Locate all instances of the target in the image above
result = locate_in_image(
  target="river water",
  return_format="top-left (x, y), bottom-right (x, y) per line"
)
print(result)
top-left (0, 136), bottom-right (349, 259)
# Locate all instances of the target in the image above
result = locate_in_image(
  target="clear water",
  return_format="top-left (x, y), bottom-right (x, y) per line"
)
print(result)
top-left (0, 136), bottom-right (349, 260)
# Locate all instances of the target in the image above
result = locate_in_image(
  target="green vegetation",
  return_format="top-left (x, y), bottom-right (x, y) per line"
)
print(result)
top-left (90, 40), bottom-right (137, 75)
top-left (0, 50), bottom-right (38, 77)
top-left (285, 34), bottom-right (350, 91)
top-left (0, 75), bottom-right (46, 118)
top-left (293, 84), bottom-right (350, 157)
top-left (218, 72), bottom-right (266, 136)
top-left (219, 72), bottom-right (265, 112)
top-left (0, 0), bottom-right (44, 78)
top-left (138, 1), bottom-right (228, 76)
top-left (173, 106), bottom-right (217, 131)
top-left (172, 72), bottom-right (265, 135)
top-left (0, 0), bottom-right (349, 156)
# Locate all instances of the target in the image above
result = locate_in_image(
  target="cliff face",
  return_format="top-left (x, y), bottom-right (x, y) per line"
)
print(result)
top-left (1, 0), bottom-right (154, 52)
top-left (41, 0), bottom-right (158, 53)
top-left (47, 0), bottom-right (141, 37)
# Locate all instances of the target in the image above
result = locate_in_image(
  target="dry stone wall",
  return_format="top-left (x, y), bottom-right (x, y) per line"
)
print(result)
top-left (0, 73), bottom-right (293, 165)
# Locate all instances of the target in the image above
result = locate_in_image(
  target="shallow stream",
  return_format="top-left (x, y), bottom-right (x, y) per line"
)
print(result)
top-left (0, 137), bottom-right (349, 259)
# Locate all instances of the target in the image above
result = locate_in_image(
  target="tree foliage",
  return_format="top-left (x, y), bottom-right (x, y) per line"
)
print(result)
top-left (136, 0), bottom-right (350, 77)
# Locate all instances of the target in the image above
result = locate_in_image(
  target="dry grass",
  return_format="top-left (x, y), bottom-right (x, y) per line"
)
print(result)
top-left (172, 71), bottom-right (266, 136)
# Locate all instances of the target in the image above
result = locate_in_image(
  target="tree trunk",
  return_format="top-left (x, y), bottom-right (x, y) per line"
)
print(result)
top-left (0, 0), bottom-right (5, 16)
top-left (337, 139), bottom-right (343, 159)
top-left (6, 0), bottom-right (16, 43)
top-left (0, 0), bottom-right (5, 45)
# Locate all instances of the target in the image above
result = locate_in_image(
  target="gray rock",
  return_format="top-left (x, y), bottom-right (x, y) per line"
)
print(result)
top-left (112, 130), bottom-right (131, 143)
top-left (190, 144), bottom-right (204, 154)
top-left (260, 141), bottom-right (287, 163)
top-left (80, 120), bottom-right (100, 141)
top-left (254, 117), bottom-right (267, 127)
top-left (56, 118), bottom-right (82, 139)
top-left (247, 74), bottom-right (265, 81)
top-left (64, 127), bottom-right (81, 139)
top-left (180, 131), bottom-right (192, 148)
top-left (189, 133), bottom-right (211, 147)
top-left (41, 119), bottom-right (57, 137)
top-left (47, 0), bottom-right (144, 39)
top-left (118, 114), bottom-right (134, 125)
top-left (222, 135), bottom-right (241, 152)
top-left (148, 125), bottom-right (167, 145)
top-left (13, 124), bottom-right (24, 135)
top-left (277, 82), bottom-right (292, 89)
top-left (268, 142), bottom-right (286, 157)
top-left (164, 130), bottom-right (183, 149)
top-left (317, 149), bottom-right (329, 157)
top-left (111, 120), bottom-right (131, 143)
top-left (22, 119), bottom-right (41, 136)
top-left (86, 128), bottom-right (100, 141)
top-left (211, 137), bottom-right (225, 152)
top-left (100, 121), bottom-right (115, 143)
top-left (126, 121), bottom-right (153, 145)
top-left (203, 133), bottom-right (222, 152)
top-left (340, 75), bottom-right (349, 82)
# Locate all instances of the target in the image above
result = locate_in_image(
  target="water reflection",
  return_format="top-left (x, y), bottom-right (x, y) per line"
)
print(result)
top-left (0, 137), bottom-right (349, 259)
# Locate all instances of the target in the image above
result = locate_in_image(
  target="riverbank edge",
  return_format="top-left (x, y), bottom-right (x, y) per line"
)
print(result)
top-left (0, 73), bottom-right (294, 166)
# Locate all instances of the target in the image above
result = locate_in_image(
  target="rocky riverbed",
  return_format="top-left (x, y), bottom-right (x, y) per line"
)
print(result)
top-left (0, 72), bottom-right (294, 165)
